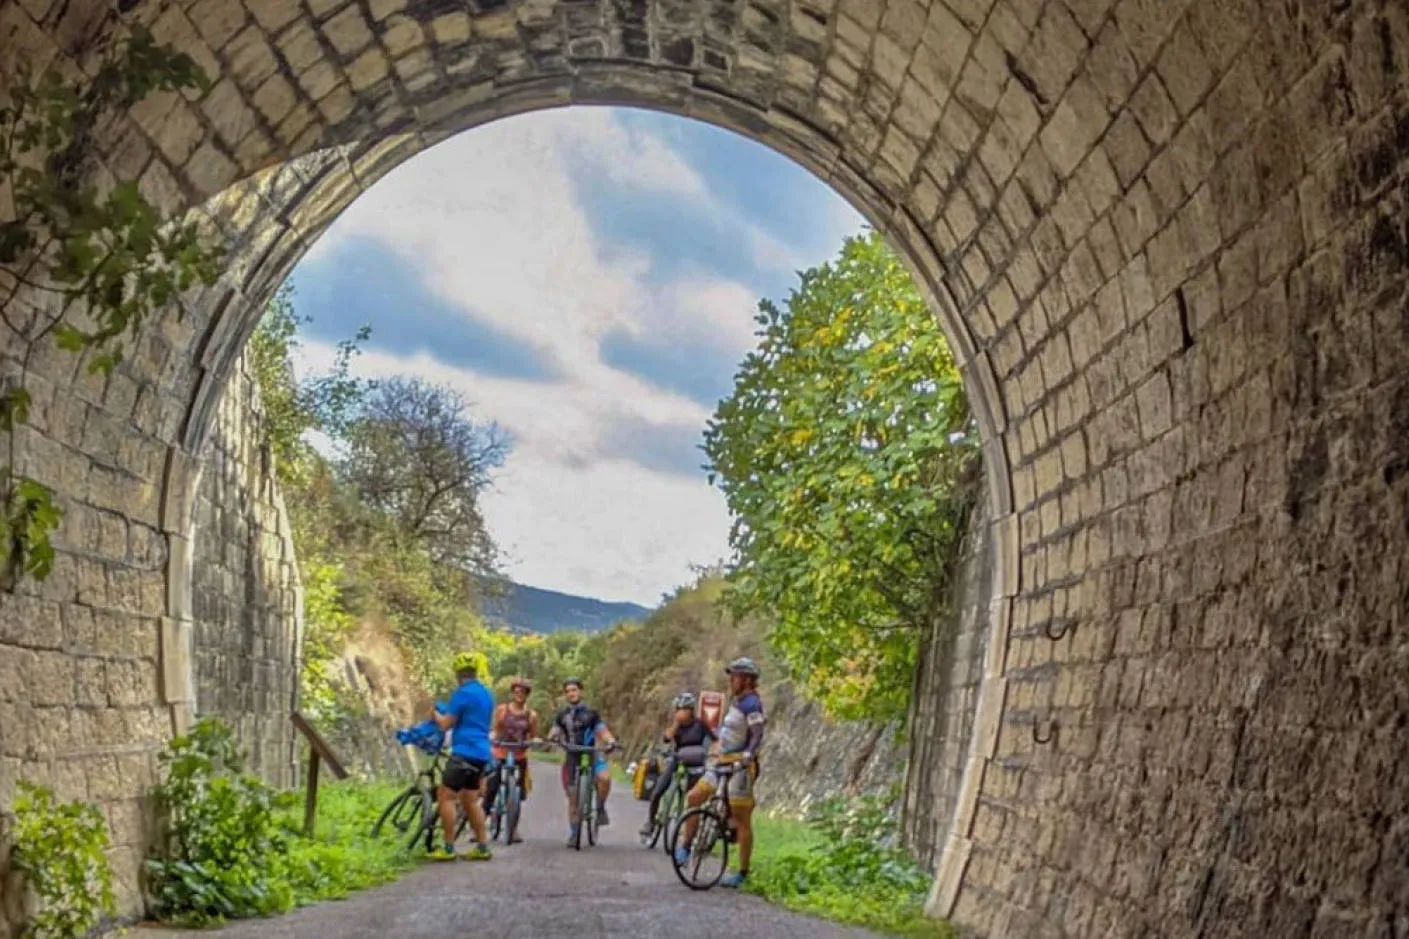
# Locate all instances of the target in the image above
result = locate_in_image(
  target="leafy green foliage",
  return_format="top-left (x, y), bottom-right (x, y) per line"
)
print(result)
top-left (247, 285), bottom-right (372, 488)
top-left (10, 782), bottom-right (117, 939)
top-left (146, 719), bottom-right (417, 927)
top-left (146, 719), bottom-right (295, 925)
top-left (703, 232), bottom-right (979, 722)
top-left (747, 792), bottom-right (953, 938)
top-left (0, 28), bottom-right (222, 588)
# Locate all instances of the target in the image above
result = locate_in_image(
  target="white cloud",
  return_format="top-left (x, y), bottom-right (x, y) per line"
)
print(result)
top-left (289, 108), bottom-right (855, 605)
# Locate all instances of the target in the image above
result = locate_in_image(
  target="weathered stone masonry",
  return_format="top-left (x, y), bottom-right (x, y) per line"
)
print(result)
top-left (2, 0), bottom-right (1409, 936)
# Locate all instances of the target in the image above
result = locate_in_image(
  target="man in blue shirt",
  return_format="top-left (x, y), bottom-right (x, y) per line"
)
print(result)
top-left (431, 650), bottom-right (495, 861)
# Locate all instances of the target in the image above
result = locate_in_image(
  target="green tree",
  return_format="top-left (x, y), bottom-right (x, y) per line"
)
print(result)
top-left (703, 232), bottom-right (979, 722)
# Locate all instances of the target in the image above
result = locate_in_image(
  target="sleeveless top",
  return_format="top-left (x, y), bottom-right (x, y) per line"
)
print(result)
top-left (496, 704), bottom-right (532, 743)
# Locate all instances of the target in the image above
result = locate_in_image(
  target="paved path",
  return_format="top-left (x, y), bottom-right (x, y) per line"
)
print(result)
top-left (140, 787), bottom-right (875, 938)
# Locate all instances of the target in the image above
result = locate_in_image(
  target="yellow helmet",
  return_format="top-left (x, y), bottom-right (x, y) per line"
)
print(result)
top-left (451, 651), bottom-right (479, 675)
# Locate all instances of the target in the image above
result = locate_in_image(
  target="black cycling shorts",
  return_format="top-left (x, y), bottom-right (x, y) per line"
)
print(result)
top-left (443, 756), bottom-right (487, 792)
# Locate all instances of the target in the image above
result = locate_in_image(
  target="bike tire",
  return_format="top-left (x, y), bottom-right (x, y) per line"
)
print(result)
top-left (489, 776), bottom-right (504, 842)
top-left (505, 771), bottom-right (522, 844)
top-left (661, 782), bottom-right (685, 854)
top-left (647, 781), bottom-right (677, 850)
top-left (581, 770), bottom-right (598, 847)
top-left (371, 785), bottom-right (420, 839)
top-left (407, 789), bottom-right (439, 852)
top-left (672, 806), bottom-right (728, 890)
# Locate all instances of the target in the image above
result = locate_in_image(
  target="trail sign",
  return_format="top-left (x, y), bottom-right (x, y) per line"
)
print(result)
top-left (699, 690), bottom-right (725, 732)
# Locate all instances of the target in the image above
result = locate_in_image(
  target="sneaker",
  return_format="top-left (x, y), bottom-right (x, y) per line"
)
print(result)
top-left (428, 846), bottom-right (456, 862)
top-left (565, 827), bottom-right (579, 847)
top-left (638, 823), bottom-right (654, 839)
top-left (509, 833), bottom-right (524, 845)
top-left (463, 843), bottom-right (492, 861)
top-left (720, 871), bottom-right (746, 889)
top-left (597, 804), bottom-right (610, 827)
top-left (673, 846), bottom-right (690, 866)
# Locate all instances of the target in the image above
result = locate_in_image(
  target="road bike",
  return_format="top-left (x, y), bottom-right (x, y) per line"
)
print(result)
top-left (669, 761), bottom-right (745, 890)
top-left (486, 739), bottom-right (535, 845)
top-left (554, 741), bottom-right (616, 851)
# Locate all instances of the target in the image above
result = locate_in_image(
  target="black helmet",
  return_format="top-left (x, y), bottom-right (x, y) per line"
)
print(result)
top-left (562, 676), bottom-right (584, 690)
top-left (725, 657), bottom-right (761, 678)
top-left (672, 692), bottom-right (697, 710)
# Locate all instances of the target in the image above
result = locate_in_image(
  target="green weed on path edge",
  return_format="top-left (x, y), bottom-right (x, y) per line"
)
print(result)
top-left (743, 812), bottom-right (956, 938)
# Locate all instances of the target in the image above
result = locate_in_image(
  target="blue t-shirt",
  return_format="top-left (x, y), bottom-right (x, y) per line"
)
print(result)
top-left (437, 679), bottom-right (493, 762)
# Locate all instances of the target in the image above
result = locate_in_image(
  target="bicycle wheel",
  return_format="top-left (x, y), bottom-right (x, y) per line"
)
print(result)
top-left (570, 764), bottom-right (586, 851)
top-left (406, 789), bottom-right (439, 852)
top-left (580, 768), bottom-right (598, 847)
top-left (489, 772), bottom-right (504, 842)
top-left (505, 770), bottom-right (522, 844)
top-left (648, 781), bottom-right (678, 850)
top-left (371, 785), bottom-right (421, 839)
top-left (672, 806), bottom-right (728, 890)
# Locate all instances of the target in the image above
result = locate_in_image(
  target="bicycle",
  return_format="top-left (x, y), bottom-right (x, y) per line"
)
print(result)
top-left (640, 748), bottom-right (699, 853)
top-left (372, 746), bottom-right (448, 852)
top-left (669, 761), bottom-right (745, 890)
top-left (553, 741), bottom-right (616, 851)
top-left (486, 739), bottom-right (535, 845)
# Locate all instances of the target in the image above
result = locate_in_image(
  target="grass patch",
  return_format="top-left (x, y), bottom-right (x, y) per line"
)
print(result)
top-left (743, 797), bottom-right (955, 938)
top-left (275, 778), bottom-right (420, 904)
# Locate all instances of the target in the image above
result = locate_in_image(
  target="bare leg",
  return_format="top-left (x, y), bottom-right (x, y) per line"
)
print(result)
top-left (437, 785), bottom-right (458, 846)
top-left (458, 787), bottom-right (488, 843)
top-left (680, 782), bottom-right (710, 844)
top-left (733, 802), bottom-right (755, 872)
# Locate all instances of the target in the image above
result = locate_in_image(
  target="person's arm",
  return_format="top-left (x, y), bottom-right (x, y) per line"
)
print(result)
top-left (528, 710), bottom-right (541, 741)
top-left (595, 720), bottom-right (617, 748)
top-left (741, 702), bottom-right (765, 763)
top-left (663, 720), bottom-right (677, 742)
top-left (546, 710), bottom-right (564, 742)
top-left (434, 707), bottom-right (456, 732)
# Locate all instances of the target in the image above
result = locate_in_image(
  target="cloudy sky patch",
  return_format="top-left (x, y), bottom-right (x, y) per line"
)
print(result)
top-left (289, 106), bottom-right (862, 605)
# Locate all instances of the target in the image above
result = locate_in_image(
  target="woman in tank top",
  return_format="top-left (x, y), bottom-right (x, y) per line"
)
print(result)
top-left (481, 677), bottom-right (540, 834)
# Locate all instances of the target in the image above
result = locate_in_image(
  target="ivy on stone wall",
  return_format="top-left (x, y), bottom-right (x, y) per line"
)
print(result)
top-left (0, 27), bottom-right (222, 588)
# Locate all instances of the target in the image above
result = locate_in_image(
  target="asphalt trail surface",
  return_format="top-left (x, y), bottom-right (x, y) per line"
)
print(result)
top-left (141, 781), bottom-right (877, 938)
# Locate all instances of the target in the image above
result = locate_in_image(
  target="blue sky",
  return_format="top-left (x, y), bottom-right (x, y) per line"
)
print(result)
top-left (289, 107), bottom-right (863, 605)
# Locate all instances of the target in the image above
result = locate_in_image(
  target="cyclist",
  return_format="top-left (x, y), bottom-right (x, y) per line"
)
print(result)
top-left (481, 676), bottom-right (540, 842)
top-left (429, 651), bottom-right (494, 861)
top-left (546, 676), bottom-right (619, 847)
top-left (638, 692), bottom-right (715, 839)
top-left (675, 657), bottom-right (765, 888)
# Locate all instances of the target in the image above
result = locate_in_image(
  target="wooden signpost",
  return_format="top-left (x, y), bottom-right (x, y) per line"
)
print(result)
top-left (292, 711), bottom-right (348, 836)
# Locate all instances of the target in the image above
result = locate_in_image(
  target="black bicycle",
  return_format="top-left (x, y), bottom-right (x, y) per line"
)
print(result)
top-left (371, 749), bottom-right (448, 852)
top-left (554, 741), bottom-right (616, 850)
top-left (486, 739), bottom-right (535, 844)
top-left (669, 761), bottom-right (744, 889)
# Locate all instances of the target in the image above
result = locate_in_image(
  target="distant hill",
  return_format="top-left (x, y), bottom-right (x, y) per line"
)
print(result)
top-left (477, 580), bottom-right (651, 635)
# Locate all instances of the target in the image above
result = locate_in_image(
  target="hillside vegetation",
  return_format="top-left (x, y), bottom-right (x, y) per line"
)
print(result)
top-left (477, 580), bottom-right (651, 634)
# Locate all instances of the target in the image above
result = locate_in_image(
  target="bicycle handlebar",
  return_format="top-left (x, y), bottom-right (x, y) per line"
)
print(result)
top-left (548, 741), bottom-right (618, 755)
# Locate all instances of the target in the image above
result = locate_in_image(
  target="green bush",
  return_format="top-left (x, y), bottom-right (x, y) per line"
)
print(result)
top-left (746, 791), bottom-right (953, 938)
top-left (9, 782), bottom-right (116, 939)
top-left (145, 719), bottom-right (295, 925)
top-left (146, 718), bottom-right (415, 926)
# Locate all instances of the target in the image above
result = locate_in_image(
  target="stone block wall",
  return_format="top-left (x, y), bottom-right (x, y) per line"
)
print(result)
top-left (189, 352), bottom-right (302, 789)
top-left (903, 496), bottom-right (993, 872)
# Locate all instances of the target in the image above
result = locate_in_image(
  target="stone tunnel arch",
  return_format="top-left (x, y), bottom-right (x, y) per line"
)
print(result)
top-left (2, 0), bottom-right (1407, 936)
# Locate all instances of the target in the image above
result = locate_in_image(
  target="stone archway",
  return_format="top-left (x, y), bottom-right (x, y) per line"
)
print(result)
top-left (2, 0), bottom-right (1408, 935)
